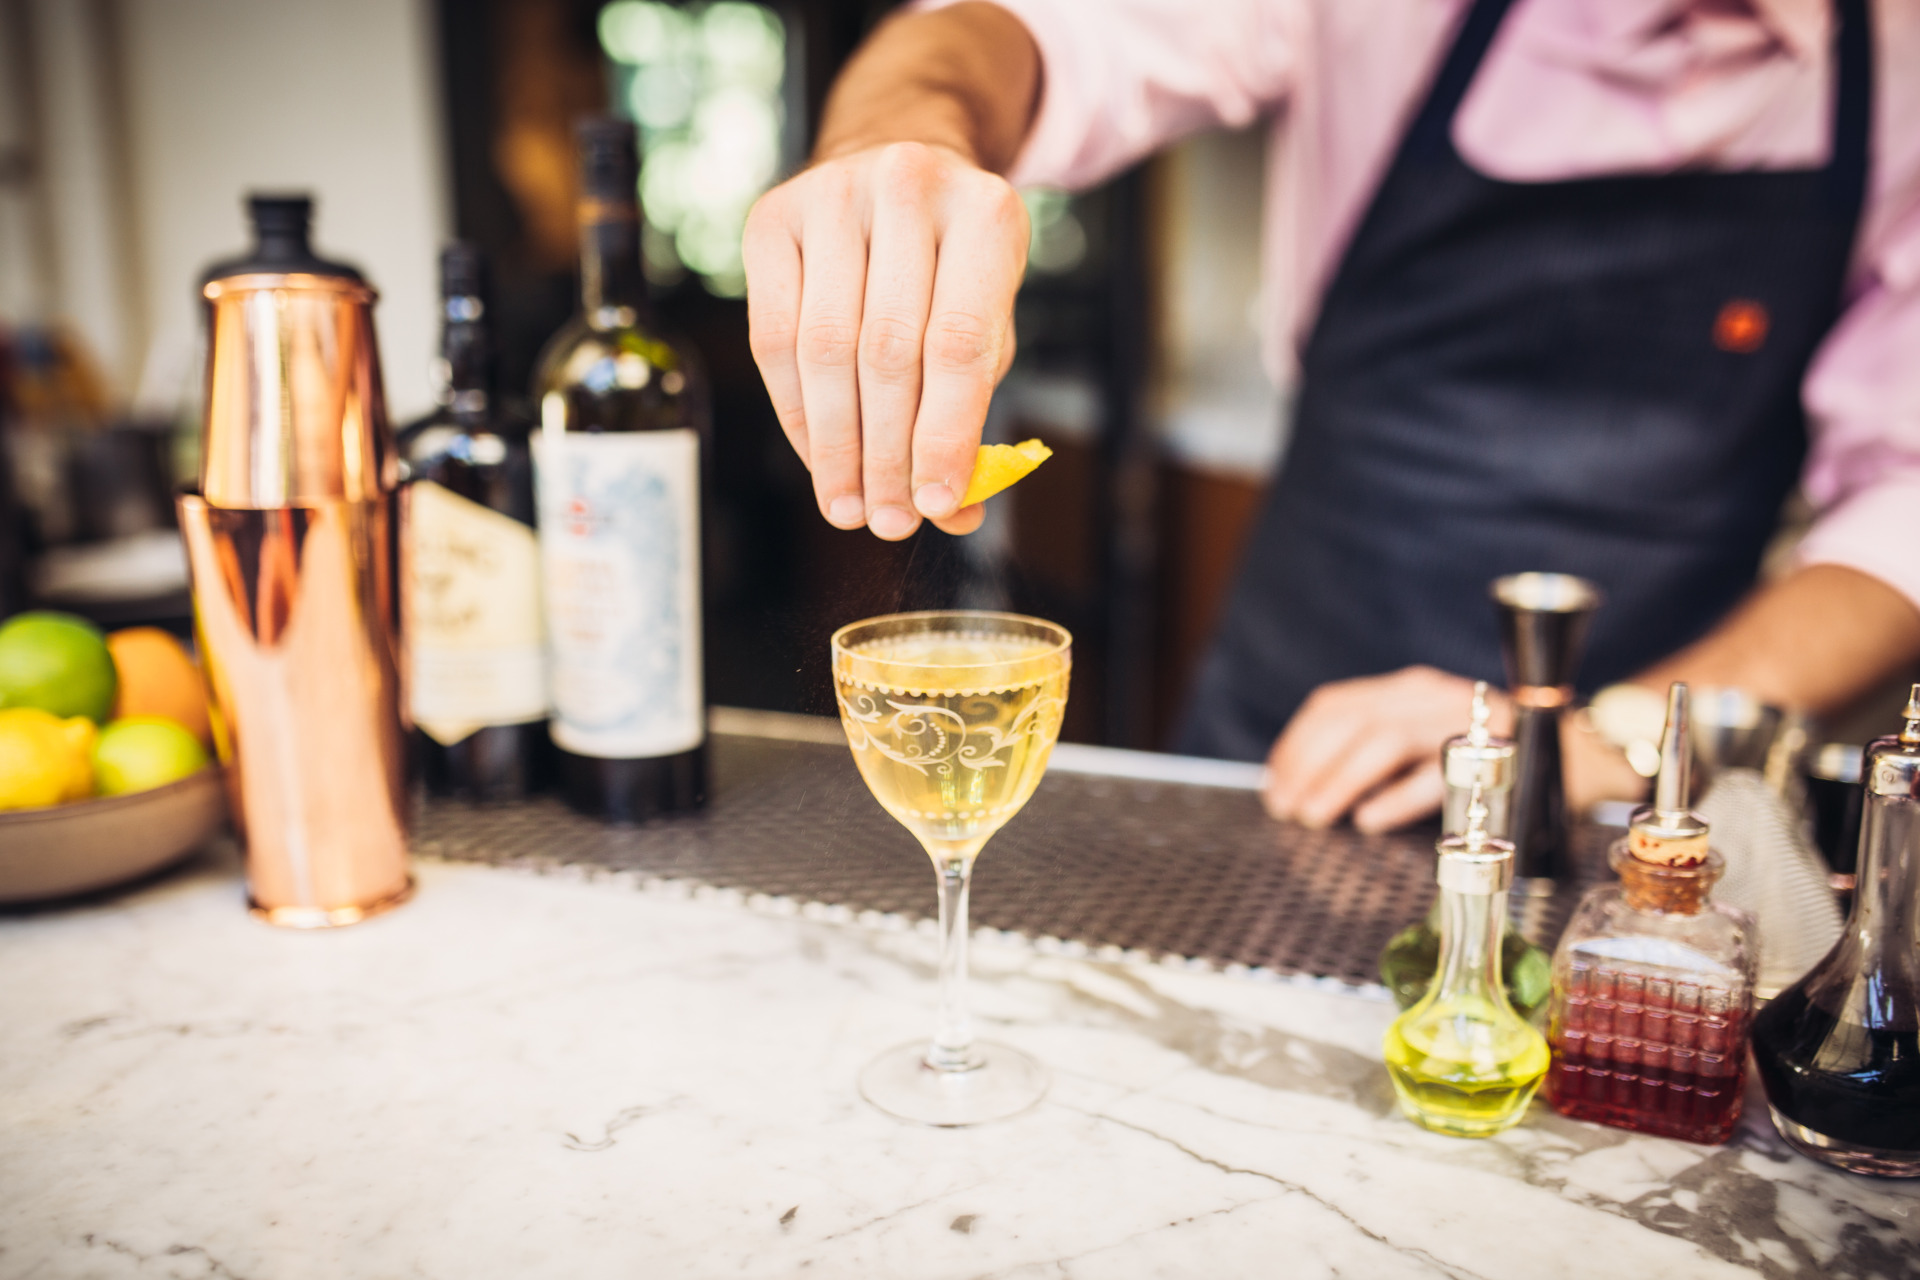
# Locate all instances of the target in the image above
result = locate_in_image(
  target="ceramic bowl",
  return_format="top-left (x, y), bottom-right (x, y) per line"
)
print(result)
top-left (0, 767), bottom-right (228, 904)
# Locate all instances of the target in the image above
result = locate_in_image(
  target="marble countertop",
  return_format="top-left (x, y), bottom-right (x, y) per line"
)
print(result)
top-left (3, 848), bottom-right (1916, 1280)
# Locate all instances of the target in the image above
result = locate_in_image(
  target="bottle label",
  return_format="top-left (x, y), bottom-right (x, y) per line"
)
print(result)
top-left (403, 480), bottom-right (547, 745)
top-left (533, 428), bottom-right (704, 758)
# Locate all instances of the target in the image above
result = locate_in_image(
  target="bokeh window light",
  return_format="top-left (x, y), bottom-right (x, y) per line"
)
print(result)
top-left (1022, 189), bottom-right (1088, 276)
top-left (599, 0), bottom-right (789, 298)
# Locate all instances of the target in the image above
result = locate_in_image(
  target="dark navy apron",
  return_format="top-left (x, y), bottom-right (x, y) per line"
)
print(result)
top-left (1179, 0), bottom-right (1871, 760)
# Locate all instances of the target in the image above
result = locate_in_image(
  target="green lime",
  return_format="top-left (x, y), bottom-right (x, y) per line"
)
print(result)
top-left (92, 716), bottom-right (209, 796)
top-left (0, 611), bottom-right (118, 723)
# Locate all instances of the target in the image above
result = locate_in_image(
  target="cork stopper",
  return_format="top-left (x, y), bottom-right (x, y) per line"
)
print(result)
top-left (1612, 683), bottom-right (1720, 912)
top-left (1436, 780), bottom-right (1515, 895)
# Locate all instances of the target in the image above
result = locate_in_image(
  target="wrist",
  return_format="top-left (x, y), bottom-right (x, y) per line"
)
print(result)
top-left (814, 128), bottom-right (981, 169)
top-left (812, 4), bottom-right (1037, 174)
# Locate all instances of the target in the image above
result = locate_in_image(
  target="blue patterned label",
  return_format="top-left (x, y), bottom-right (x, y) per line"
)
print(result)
top-left (533, 427), bottom-right (703, 757)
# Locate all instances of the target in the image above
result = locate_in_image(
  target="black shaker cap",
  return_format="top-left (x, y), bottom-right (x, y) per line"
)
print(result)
top-left (440, 241), bottom-right (487, 301)
top-left (200, 191), bottom-right (365, 287)
top-left (576, 116), bottom-right (640, 204)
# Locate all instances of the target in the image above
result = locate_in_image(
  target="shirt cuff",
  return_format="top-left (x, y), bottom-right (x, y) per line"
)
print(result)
top-left (910, 0), bottom-right (1102, 188)
top-left (1794, 471), bottom-right (1920, 616)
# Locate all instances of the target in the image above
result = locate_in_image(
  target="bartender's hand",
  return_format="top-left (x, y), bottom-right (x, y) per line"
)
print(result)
top-left (1263, 666), bottom-right (1645, 832)
top-left (742, 3), bottom-right (1040, 541)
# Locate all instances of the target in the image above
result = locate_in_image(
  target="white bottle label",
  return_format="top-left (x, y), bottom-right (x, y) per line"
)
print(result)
top-left (403, 480), bottom-right (548, 746)
top-left (533, 427), bottom-right (704, 758)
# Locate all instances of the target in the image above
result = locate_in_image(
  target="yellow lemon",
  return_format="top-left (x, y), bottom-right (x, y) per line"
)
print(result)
top-left (0, 707), bottom-right (98, 810)
top-left (960, 438), bottom-right (1053, 508)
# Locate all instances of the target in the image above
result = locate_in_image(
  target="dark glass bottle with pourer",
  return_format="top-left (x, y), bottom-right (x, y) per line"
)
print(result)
top-left (399, 243), bottom-right (549, 802)
top-left (1752, 684), bottom-right (1920, 1177)
top-left (1380, 681), bottom-right (1551, 1016)
top-left (532, 117), bottom-right (708, 821)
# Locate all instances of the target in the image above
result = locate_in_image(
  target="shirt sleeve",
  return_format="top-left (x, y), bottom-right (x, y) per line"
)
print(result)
top-left (1795, 202), bottom-right (1920, 615)
top-left (913, 0), bottom-right (1303, 190)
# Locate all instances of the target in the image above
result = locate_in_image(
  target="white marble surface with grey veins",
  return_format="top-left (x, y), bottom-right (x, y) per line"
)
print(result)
top-left (2, 850), bottom-right (1915, 1280)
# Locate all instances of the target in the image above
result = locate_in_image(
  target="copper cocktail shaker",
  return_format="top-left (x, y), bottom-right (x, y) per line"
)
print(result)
top-left (179, 195), bottom-right (412, 926)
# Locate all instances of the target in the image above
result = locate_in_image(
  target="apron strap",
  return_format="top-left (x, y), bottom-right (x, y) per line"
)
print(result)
top-left (1402, 0), bottom-right (1520, 161)
top-left (1826, 0), bottom-right (1871, 224)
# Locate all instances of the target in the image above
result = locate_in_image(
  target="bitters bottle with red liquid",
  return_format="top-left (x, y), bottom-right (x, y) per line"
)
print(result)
top-left (1545, 682), bottom-right (1758, 1143)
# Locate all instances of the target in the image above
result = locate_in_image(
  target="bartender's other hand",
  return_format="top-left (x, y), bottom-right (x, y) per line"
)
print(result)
top-left (743, 142), bottom-right (1029, 541)
top-left (1264, 667), bottom-right (1503, 833)
top-left (1264, 665), bottom-right (1653, 832)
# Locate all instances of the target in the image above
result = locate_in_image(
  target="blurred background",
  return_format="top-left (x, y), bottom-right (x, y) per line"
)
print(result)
top-left (0, 0), bottom-right (1286, 749)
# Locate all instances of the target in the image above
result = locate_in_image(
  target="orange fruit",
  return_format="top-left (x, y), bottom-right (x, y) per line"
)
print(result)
top-left (961, 438), bottom-right (1053, 507)
top-left (106, 627), bottom-right (212, 747)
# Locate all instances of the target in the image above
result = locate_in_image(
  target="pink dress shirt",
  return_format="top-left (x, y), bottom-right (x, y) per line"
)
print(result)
top-left (923, 0), bottom-right (1920, 616)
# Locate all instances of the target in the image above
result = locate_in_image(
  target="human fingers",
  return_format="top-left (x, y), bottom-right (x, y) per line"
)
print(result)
top-left (793, 169), bottom-right (871, 529)
top-left (1266, 667), bottom-right (1481, 825)
top-left (743, 188), bottom-right (808, 464)
top-left (1287, 722), bottom-right (1431, 829)
top-left (857, 146), bottom-right (942, 541)
top-left (1352, 761), bottom-right (1447, 833)
top-left (929, 502), bottom-right (985, 536)
top-left (910, 171), bottom-right (1028, 523)
top-left (1264, 682), bottom-right (1381, 820)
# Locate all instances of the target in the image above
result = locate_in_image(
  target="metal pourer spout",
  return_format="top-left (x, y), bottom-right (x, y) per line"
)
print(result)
top-left (1466, 681), bottom-right (1492, 748)
top-left (1654, 681), bottom-right (1692, 824)
top-left (1462, 780), bottom-right (1490, 852)
top-left (1902, 682), bottom-right (1920, 747)
top-left (1436, 778), bottom-right (1515, 893)
top-left (1625, 681), bottom-right (1710, 867)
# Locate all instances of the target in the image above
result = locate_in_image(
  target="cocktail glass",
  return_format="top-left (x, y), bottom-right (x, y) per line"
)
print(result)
top-left (831, 610), bottom-right (1072, 1126)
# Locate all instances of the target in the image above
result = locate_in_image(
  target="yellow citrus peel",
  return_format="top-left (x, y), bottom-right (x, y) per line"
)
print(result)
top-left (960, 439), bottom-right (1053, 508)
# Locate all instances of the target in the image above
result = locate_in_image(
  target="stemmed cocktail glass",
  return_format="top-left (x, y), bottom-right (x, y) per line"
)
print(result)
top-left (831, 611), bottom-right (1071, 1126)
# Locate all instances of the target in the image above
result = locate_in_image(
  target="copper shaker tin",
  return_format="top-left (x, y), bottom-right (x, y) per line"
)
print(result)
top-left (200, 274), bottom-right (396, 507)
top-left (180, 203), bottom-right (411, 926)
top-left (180, 494), bottom-right (411, 924)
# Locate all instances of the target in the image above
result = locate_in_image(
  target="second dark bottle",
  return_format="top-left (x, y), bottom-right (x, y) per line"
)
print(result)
top-left (532, 117), bottom-right (709, 822)
top-left (400, 243), bottom-right (549, 802)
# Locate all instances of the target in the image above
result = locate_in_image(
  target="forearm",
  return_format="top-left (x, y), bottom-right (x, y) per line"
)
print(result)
top-left (814, 3), bottom-right (1040, 172)
top-left (1634, 564), bottom-right (1920, 714)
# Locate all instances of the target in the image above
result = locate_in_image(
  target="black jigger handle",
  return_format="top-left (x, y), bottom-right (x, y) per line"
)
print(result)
top-left (1491, 573), bottom-right (1603, 889)
top-left (1509, 704), bottom-right (1568, 884)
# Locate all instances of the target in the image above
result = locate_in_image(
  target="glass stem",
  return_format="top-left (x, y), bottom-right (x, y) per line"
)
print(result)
top-left (927, 854), bottom-right (980, 1072)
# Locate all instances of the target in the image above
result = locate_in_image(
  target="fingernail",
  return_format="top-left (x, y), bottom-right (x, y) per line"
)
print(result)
top-left (828, 495), bottom-right (865, 527)
top-left (914, 482), bottom-right (957, 519)
top-left (868, 505), bottom-right (919, 539)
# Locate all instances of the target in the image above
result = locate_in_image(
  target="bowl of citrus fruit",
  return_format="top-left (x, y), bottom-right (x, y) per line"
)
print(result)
top-left (0, 611), bottom-right (227, 903)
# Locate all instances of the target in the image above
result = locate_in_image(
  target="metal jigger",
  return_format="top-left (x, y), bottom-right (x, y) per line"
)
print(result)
top-left (1491, 573), bottom-right (1602, 893)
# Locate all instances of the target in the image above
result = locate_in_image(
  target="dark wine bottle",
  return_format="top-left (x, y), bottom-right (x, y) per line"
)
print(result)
top-left (530, 117), bottom-right (707, 821)
top-left (399, 242), bottom-right (549, 802)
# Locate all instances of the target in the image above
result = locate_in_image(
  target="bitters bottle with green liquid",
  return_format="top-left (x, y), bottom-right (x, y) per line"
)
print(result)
top-left (1384, 780), bottom-right (1550, 1137)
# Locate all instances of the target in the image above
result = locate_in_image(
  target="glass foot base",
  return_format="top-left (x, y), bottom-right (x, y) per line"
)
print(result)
top-left (859, 1040), bottom-right (1047, 1127)
top-left (1768, 1106), bottom-right (1920, 1177)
